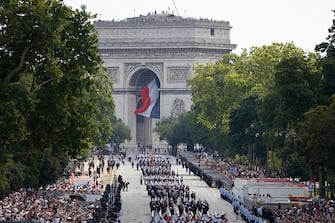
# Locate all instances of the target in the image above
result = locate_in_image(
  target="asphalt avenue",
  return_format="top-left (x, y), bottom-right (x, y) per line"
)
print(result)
top-left (114, 151), bottom-right (245, 223)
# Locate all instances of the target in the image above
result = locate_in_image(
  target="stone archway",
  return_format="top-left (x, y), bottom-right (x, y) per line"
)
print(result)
top-left (95, 14), bottom-right (236, 149)
top-left (129, 69), bottom-right (160, 148)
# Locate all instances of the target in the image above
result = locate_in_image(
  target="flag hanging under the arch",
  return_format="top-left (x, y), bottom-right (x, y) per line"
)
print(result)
top-left (135, 78), bottom-right (160, 119)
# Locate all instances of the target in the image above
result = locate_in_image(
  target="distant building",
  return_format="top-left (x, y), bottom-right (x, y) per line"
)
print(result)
top-left (94, 12), bottom-right (236, 148)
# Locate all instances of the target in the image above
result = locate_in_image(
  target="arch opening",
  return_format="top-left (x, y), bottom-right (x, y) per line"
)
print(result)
top-left (129, 69), bottom-right (160, 148)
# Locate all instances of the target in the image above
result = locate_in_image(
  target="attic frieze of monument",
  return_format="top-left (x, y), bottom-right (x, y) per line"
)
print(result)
top-left (99, 48), bottom-right (231, 59)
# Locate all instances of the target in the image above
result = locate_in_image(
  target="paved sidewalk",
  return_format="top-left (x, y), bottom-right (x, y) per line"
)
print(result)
top-left (113, 152), bottom-right (245, 223)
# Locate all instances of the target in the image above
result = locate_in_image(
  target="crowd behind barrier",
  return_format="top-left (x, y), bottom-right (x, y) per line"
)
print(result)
top-left (179, 151), bottom-right (267, 190)
top-left (136, 153), bottom-right (228, 223)
top-left (180, 150), bottom-right (335, 223)
top-left (0, 153), bottom-right (128, 223)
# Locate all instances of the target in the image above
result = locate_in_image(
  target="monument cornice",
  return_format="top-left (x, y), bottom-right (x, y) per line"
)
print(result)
top-left (113, 88), bottom-right (192, 94)
top-left (99, 47), bottom-right (235, 59)
top-left (98, 42), bottom-right (236, 49)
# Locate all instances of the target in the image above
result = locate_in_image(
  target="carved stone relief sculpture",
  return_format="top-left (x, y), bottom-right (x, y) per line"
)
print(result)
top-left (171, 98), bottom-right (186, 117)
top-left (167, 66), bottom-right (190, 82)
top-left (107, 67), bottom-right (120, 83)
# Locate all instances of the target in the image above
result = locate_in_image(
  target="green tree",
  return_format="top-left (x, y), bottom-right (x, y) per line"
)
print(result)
top-left (155, 112), bottom-right (195, 151)
top-left (256, 46), bottom-right (320, 176)
top-left (229, 95), bottom-right (268, 165)
top-left (272, 53), bottom-right (320, 128)
top-left (189, 54), bottom-right (253, 153)
top-left (315, 10), bottom-right (335, 100)
top-left (229, 95), bottom-right (259, 155)
top-left (187, 109), bottom-right (213, 151)
top-left (295, 96), bottom-right (335, 198)
top-left (0, 0), bottom-right (114, 191)
top-left (189, 43), bottom-right (310, 156)
top-left (155, 117), bottom-right (179, 148)
top-left (110, 118), bottom-right (131, 151)
top-left (91, 72), bottom-right (115, 150)
top-left (266, 150), bottom-right (282, 176)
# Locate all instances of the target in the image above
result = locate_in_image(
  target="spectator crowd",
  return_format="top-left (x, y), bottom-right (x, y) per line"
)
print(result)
top-left (0, 188), bottom-right (95, 222)
top-left (1, 149), bottom-right (335, 223)
top-left (187, 151), bottom-right (335, 223)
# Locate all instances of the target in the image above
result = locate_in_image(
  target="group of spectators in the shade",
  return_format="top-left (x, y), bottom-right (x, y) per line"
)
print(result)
top-left (192, 151), bottom-right (266, 181)
top-left (137, 153), bottom-right (228, 223)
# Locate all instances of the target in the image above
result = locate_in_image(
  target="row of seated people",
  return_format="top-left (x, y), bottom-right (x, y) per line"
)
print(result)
top-left (41, 182), bottom-right (103, 194)
top-left (191, 151), bottom-right (266, 181)
top-left (137, 153), bottom-right (228, 223)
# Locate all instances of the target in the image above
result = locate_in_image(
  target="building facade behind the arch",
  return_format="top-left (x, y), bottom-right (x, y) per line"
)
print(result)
top-left (94, 12), bottom-right (236, 148)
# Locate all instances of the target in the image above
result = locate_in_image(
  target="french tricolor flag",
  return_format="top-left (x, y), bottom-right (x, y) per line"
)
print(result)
top-left (135, 78), bottom-right (160, 119)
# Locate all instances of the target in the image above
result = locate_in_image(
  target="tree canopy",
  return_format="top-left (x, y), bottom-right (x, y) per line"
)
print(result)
top-left (110, 118), bottom-right (132, 151)
top-left (0, 0), bottom-right (115, 192)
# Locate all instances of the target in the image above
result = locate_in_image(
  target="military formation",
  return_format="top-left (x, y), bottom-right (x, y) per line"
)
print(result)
top-left (136, 153), bottom-right (227, 223)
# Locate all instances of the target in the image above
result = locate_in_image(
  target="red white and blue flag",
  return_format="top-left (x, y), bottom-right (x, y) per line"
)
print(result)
top-left (135, 78), bottom-right (160, 119)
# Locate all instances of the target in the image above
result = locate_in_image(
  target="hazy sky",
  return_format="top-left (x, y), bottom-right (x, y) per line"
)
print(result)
top-left (63, 0), bottom-right (334, 54)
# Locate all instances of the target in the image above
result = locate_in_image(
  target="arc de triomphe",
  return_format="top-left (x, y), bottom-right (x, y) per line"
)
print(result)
top-left (94, 12), bottom-right (236, 148)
